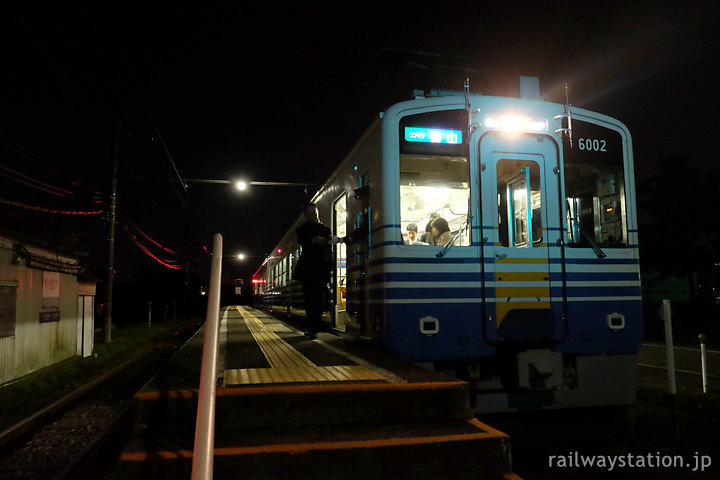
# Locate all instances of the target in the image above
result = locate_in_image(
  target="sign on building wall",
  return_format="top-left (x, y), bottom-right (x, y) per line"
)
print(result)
top-left (40, 271), bottom-right (61, 323)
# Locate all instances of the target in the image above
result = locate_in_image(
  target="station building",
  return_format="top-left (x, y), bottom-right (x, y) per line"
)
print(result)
top-left (0, 229), bottom-right (95, 385)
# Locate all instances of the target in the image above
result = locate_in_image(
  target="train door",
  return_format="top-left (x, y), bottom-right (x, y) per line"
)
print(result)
top-left (480, 134), bottom-right (561, 341)
top-left (345, 174), bottom-right (372, 337)
top-left (333, 193), bottom-right (349, 331)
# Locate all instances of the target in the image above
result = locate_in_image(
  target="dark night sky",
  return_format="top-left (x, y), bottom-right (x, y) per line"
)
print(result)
top-left (1, 1), bottom-right (716, 288)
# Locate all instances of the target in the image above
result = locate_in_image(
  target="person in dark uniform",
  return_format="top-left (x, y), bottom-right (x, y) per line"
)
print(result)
top-left (294, 203), bottom-right (333, 339)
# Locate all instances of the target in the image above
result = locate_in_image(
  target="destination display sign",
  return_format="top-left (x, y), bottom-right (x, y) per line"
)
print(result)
top-left (404, 127), bottom-right (462, 144)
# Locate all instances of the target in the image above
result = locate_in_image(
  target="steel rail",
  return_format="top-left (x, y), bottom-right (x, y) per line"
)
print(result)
top-left (0, 347), bottom-right (151, 450)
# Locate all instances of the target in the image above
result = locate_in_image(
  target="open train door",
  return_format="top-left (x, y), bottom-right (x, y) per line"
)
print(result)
top-left (332, 193), bottom-right (350, 331)
top-left (480, 134), bottom-right (564, 343)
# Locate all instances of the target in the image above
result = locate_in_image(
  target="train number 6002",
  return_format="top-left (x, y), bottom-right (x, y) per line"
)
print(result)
top-left (578, 138), bottom-right (606, 152)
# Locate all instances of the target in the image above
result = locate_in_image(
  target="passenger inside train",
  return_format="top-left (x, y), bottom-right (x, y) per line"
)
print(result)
top-left (403, 223), bottom-right (424, 245)
top-left (429, 217), bottom-right (452, 246)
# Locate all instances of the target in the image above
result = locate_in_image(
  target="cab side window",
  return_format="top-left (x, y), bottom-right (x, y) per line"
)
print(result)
top-left (398, 110), bottom-right (471, 247)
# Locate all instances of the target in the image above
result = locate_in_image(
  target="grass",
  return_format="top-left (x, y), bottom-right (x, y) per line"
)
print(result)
top-left (631, 385), bottom-right (720, 460)
top-left (0, 316), bottom-right (202, 432)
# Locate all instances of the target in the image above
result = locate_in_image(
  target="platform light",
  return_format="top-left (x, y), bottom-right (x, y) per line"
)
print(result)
top-left (237, 254), bottom-right (245, 260)
top-left (236, 181), bottom-right (248, 191)
top-left (485, 114), bottom-right (548, 133)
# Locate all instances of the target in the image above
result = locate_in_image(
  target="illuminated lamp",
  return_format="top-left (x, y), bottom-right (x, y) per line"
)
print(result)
top-left (236, 181), bottom-right (248, 191)
top-left (502, 115), bottom-right (525, 132)
top-left (485, 114), bottom-right (548, 133)
top-left (526, 117), bottom-right (548, 132)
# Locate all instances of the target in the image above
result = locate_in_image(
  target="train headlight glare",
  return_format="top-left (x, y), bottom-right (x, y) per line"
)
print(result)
top-left (484, 115), bottom-right (502, 129)
top-left (502, 115), bottom-right (525, 132)
top-left (526, 117), bottom-right (548, 132)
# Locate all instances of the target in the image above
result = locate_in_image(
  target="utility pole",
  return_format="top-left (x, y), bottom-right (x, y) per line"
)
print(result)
top-left (104, 106), bottom-right (121, 343)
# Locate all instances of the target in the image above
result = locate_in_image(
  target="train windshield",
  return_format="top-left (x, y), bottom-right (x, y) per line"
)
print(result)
top-left (563, 121), bottom-right (628, 248)
top-left (398, 110), bottom-right (470, 247)
top-left (497, 159), bottom-right (543, 247)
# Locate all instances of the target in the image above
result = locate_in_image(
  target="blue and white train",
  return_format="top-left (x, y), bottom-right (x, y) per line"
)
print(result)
top-left (252, 77), bottom-right (642, 413)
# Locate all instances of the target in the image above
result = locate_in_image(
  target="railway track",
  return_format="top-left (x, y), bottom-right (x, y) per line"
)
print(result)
top-left (0, 325), bottom-right (200, 480)
top-left (2, 330), bottom-right (715, 479)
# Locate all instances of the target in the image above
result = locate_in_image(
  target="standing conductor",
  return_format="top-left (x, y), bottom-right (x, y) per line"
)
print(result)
top-left (294, 203), bottom-right (333, 339)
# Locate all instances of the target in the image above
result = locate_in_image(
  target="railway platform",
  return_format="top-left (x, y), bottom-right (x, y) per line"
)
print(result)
top-left (109, 306), bottom-right (515, 479)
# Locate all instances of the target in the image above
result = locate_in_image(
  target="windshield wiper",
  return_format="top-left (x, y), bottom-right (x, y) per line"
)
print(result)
top-left (566, 202), bottom-right (606, 259)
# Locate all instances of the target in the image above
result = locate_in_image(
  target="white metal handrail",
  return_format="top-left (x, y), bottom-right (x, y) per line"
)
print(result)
top-left (192, 233), bottom-right (223, 480)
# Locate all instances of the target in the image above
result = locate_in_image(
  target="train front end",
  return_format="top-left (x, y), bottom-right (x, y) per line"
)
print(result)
top-left (376, 82), bottom-right (642, 412)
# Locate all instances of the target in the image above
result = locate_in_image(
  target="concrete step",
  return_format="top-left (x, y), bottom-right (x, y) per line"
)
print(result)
top-left (135, 379), bottom-right (472, 435)
top-left (116, 417), bottom-right (513, 480)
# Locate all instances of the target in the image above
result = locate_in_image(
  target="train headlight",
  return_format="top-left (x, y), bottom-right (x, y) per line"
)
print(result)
top-left (485, 115), bottom-right (548, 133)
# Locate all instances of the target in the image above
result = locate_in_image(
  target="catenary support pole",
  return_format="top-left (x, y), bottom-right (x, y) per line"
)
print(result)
top-left (103, 107), bottom-right (121, 344)
top-left (192, 233), bottom-right (222, 480)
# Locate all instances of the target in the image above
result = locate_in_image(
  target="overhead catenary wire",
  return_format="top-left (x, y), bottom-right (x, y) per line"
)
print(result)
top-left (119, 220), bottom-right (183, 270)
top-left (120, 213), bottom-right (181, 256)
top-left (0, 198), bottom-right (103, 215)
top-left (95, 1), bottom-right (189, 210)
top-left (5, 3), bottom-right (213, 280)
top-left (1, 129), bottom-right (185, 271)
top-left (0, 132), bottom-right (103, 199)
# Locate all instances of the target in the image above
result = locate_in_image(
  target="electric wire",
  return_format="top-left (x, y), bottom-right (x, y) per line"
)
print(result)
top-left (0, 164), bottom-right (77, 198)
top-left (95, 2), bottom-right (189, 209)
top-left (120, 213), bottom-right (180, 256)
top-left (119, 220), bottom-right (183, 270)
top-left (0, 132), bottom-right (103, 199)
top-left (5, 3), bottom-right (207, 272)
top-left (0, 198), bottom-right (103, 215)
top-left (8, 0), bottom-right (73, 90)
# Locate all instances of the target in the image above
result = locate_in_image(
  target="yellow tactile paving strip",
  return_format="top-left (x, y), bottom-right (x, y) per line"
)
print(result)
top-left (239, 307), bottom-right (315, 369)
top-left (224, 307), bottom-right (386, 386)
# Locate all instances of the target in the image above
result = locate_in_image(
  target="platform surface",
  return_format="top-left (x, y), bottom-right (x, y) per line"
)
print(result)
top-left (138, 305), bottom-right (473, 395)
top-left (119, 306), bottom-right (514, 479)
